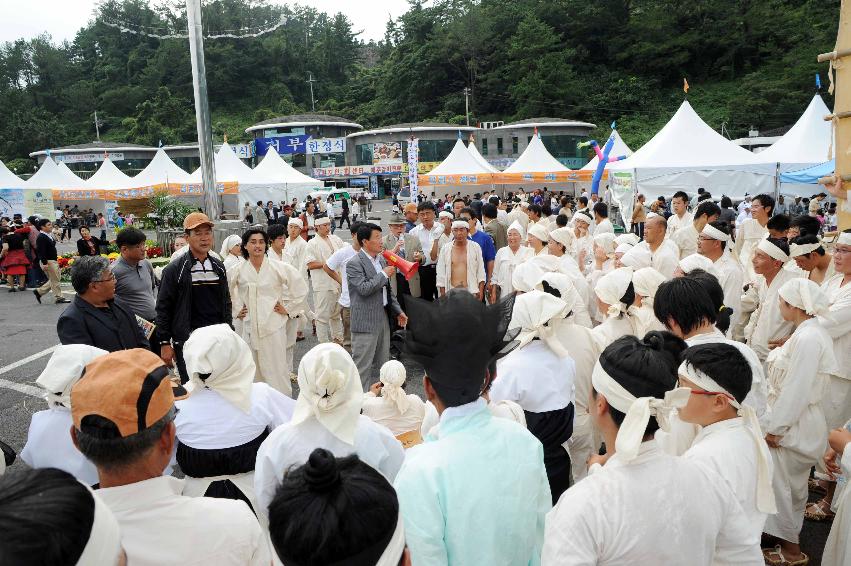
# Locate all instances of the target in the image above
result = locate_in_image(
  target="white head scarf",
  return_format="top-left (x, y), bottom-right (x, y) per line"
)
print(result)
top-left (677, 360), bottom-right (776, 513)
top-left (593, 232), bottom-right (617, 256)
top-left (615, 243), bottom-right (633, 255)
top-left (534, 272), bottom-right (580, 315)
top-left (789, 240), bottom-right (822, 258)
top-left (451, 220), bottom-right (468, 231)
top-left (620, 245), bottom-right (651, 269)
top-left (615, 233), bottom-right (640, 247)
top-left (507, 220), bottom-right (525, 239)
top-left (632, 267), bottom-right (666, 304)
top-left (509, 290), bottom-right (570, 357)
top-left (778, 278), bottom-right (830, 317)
top-left (183, 324), bottom-right (256, 413)
top-left (549, 227), bottom-right (574, 249)
top-left (36, 345), bottom-right (108, 410)
top-left (288, 216), bottom-right (302, 227)
top-left (594, 267), bottom-right (634, 317)
top-left (756, 236), bottom-right (790, 263)
top-left (512, 261), bottom-right (546, 292)
top-left (76, 488), bottom-right (123, 566)
top-left (527, 222), bottom-right (549, 243)
top-left (572, 210), bottom-right (592, 225)
top-left (591, 361), bottom-right (690, 464)
top-left (379, 360), bottom-right (409, 414)
top-left (219, 234), bottom-right (242, 257)
top-left (292, 343), bottom-right (363, 444)
top-left (678, 253), bottom-right (714, 274)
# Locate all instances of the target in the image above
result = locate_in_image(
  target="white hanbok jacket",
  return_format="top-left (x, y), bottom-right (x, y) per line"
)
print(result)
top-left (735, 219), bottom-right (768, 284)
top-left (492, 245), bottom-right (535, 299)
top-left (542, 441), bottom-right (762, 566)
top-left (710, 252), bottom-right (744, 334)
top-left (820, 274), bottom-right (851, 381)
top-left (282, 235), bottom-right (309, 280)
top-left (20, 408), bottom-right (99, 486)
top-left (743, 268), bottom-right (800, 361)
top-left (436, 240), bottom-right (486, 294)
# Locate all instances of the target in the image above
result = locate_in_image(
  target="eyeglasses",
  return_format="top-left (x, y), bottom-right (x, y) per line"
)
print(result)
top-left (678, 379), bottom-right (735, 401)
top-left (92, 275), bottom-right (115, 283)
top-left (835, 246), bottom-right (851, 256)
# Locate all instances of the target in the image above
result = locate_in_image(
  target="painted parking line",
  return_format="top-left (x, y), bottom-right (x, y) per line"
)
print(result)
top-left (0, 345), bottom-right (59, 398)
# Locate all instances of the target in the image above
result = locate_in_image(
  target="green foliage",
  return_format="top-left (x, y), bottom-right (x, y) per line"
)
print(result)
top-left (149, 192), bottom-right (194, 228)
top-left (0, 0), bottom-right (841, 162)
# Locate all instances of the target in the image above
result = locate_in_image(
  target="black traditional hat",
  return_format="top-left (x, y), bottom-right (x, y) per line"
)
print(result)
top-left (398, 291), bottom-right (519, 406)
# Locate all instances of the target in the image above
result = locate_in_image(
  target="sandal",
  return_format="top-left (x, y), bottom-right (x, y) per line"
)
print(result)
top-left (804, 498), bottom-right (835, 522)
top-left (808, 477), bottom-right (830, 495)
top-left (763, 545), bottom-right (809, 565)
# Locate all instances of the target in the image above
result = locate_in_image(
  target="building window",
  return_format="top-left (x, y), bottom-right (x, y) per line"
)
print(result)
top-left (512, 137), bottom-right (518, 154)
top-left (418, 139), bottom-right (456, 162)
top-left (482, 138), bottom-right (488, 156)
top-left (496, 137), bottom-right (503, 154)
top-left (356, 144), bottom-right (373, 166)
top-left (540, 134), bottom-right (587, 169)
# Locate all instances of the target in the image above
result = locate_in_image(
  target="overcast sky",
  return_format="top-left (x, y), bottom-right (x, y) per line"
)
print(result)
top-left (0, 0), bottom-right (410, 44)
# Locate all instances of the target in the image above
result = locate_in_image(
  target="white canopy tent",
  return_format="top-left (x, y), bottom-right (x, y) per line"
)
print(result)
top-left (580, 129), bottom-right (633, 171)
top-left (85, 158), bottom-right (133, 190)
top-left (26, 157), bottom-right (89, 189)
top-left (0, 160), bottom-right (24, 188)
top-left (503, 134), bottom-right (570, 174)
top-left (247, 147), bottom-right (322, 205)
top-left (751, 94), bottom-right (833, 197)
top-left (189, 142), bottom-right (254, 184)
top-left (467, 141), bottom-right (499, 173)
top-left (426, 139), bottom-right (495, 176)
top-left (607, 101), bottom-right (775, 201)
top-left (129, 148), bottom-right (193, 187)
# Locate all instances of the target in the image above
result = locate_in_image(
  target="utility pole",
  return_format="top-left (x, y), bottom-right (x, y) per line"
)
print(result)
top-left (306, 72), bottom-right (317, 111)
top-left (463, 87), bottom-right (471, 126)
top-left (93, 111), bottom-right (102, 142)
top-left (186, 0), bottom-right (219, 220)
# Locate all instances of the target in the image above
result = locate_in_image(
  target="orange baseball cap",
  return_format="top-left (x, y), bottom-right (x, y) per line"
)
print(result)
top-left (71, 349), bottom-right (176, 438)
top-left (183, 212), bottom-right (214, 231)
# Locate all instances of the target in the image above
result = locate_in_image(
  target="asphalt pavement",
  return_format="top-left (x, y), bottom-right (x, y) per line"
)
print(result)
top-left (0, 197), bottom-right (832, 563)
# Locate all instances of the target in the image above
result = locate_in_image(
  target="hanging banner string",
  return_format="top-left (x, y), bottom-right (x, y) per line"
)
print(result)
top-left (100, 16), bottom-right (287, 40)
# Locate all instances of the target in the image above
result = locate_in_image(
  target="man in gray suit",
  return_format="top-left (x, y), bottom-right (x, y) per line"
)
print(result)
top-left (347, 222), bottom-right (408, 388)
top-left (383, 213), bottom-right (423, 310)
top-left (482, 202), bottom-right (507, 251)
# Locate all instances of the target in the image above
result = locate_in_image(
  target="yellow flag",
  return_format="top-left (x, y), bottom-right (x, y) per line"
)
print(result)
top-left (683, 78), bottom-right (690, 93)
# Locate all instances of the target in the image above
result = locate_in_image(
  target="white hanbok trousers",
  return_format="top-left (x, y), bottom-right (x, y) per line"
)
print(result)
top-left (313, 289), bottom-right (343, 343)
top-left (247, 327), bottom-right (291, 397)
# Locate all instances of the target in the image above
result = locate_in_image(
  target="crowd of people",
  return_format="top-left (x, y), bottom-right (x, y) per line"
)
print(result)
top-left (0, 185), bottom-right (849, 566)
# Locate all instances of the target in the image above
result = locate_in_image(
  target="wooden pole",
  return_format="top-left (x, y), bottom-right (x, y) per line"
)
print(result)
top-left (820, 1), bottom-right (851, 230)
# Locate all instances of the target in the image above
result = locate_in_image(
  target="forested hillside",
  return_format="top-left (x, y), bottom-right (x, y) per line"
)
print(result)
top-left (0, 0), bottom-right (840, 170)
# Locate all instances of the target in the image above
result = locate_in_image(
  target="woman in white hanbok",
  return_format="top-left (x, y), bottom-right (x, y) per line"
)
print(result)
top-left (362, 360), bottom-right (426, 444)
top-left (591, 267), bottom-right (643, 350)
top-left (762, 279), bottom-right (838, 566)
top-left (220, 234), bottom-right (243, 270)
top-left (632, 267), bottom-right (667, 333)
top-left (228, 228), bottom-right (309, 397)
top-left (491, 221), bottom-right (534, 300)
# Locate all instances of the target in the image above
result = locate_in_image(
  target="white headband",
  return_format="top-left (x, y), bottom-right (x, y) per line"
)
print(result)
top-left (314, 217), bottom-right (331, 226)
top-left (789, 241), bottom-right (822, 257)
top-left (438, 211), bottom-right (454, 220)
top-left (778, 278), bottom-right (830, 317)
top-left (451, 220), bottom-right (469, 230)
top-left (756, 237), bottom-right (789, 263)
top-left (374, 514), bottom-right (407, 566)
top-left (677, 361), bottom-right (776, 514)
top-left (288, 217), bottom-right (302, 227)
top-left (76, 488), bottom-right (123, 565)
top-left (838, 232), bottom-right (851, 245)
top-left (591, 362), bottom-right (690, 464)
top-left (701, 224), bottom-right (730, 242)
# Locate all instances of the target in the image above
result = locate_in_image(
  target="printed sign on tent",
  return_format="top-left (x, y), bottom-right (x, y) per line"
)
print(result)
top-left (0, 188), bottom-right (24, 218)
top-left (25, 190), bottom-right (55, 218)
top-left (610, 172), bottom-right (635, 230)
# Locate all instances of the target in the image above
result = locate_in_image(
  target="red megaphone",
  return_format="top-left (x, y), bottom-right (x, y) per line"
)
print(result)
top-left (382, 250), bottom-right (419, 281)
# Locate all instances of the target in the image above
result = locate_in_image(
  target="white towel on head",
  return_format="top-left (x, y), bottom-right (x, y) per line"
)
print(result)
top-left (183, 324), bottom-right (257, 414)
top-left (594, 267), bottom-right (634, 317)
top-left (379, 360), bottom-right (409, 413)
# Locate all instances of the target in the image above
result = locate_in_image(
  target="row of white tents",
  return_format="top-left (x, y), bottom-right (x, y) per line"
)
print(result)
top-left (0, 143), bottom-right (322, 201)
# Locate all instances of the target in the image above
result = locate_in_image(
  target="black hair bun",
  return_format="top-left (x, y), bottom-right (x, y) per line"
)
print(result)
top-left (303, 448), bottom-right (341, 493)
top-left (642, 331), bottom-right (664, 350)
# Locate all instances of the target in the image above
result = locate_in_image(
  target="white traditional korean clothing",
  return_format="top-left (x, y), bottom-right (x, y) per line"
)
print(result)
top-left (822, 434), bottom-right (851, 566)
top-left (542, 441), bottom-right (763, 566)
top-left (362, 392), bottom-right (427, 437)
top-left (763, 318), bottom-right (837, 542)
top-left (436, 240), bottom-right (486, 295)
top-left (228, 258), bottom-right (308, 396)
top-left (735, 218), bottom-right (768, 284)
top-left (492, 245), bottom-right (535, 299)
top-left (709, 251), bottom-right (744, 335)
top-left (395, 398), bottom-right (551, 566)
top-left (819, 274), bottom-right (851, 429)
top-left (305, 233), bottom-right (345, 343)
top-left (743, 268), bottom-right (800, 362)
top-left (20, 407), bottom-right (99, 486)
top-left (672, 222), bottom-right (700, 259)
top-left (666, 211), bottom-right (694, 237)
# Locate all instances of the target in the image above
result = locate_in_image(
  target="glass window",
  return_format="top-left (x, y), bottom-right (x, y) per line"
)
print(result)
top-left (540, 134), bottom-right (587, 169)
top-left (356, 144), bottom-right (373, 166)
top-left (418, 139), bottom-right (456, 162)
top-left (482, 138), bottom-right (488, 156)
top-left (496, 137), bottom-right (503, 154)
top-left (512, 137), bottom-right (518, 154)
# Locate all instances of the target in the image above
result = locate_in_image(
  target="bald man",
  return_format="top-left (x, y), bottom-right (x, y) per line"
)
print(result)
top-left (631, 216), bottom-right (680, 278)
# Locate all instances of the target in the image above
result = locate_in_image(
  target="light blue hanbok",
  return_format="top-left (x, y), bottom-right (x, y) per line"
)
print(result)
top-left (394, 398), bottom-right (551, 566)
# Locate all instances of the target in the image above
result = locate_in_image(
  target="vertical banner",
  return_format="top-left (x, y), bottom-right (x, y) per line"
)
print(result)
top-left (104, 201), bottom-right (118, 228)
top-left (407, 137), bottom-right (419, 203)
top-left (369, 176), bottom-right (379, 198)
top-left (610, 171), bottom-right (635, 230)
top-left (0, 188), bottom-right (25, 218)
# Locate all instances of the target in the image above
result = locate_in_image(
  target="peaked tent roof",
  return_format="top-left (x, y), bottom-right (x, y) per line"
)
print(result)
top-left (426, 139), bottom-right (495, 176)
top-left (129, 149), bottom-right (193, 187)
top-left (251, 147), bottom-right (320, 185)
top-left (580, 129), bottom-right (633, 170)
top-left (467, 140), bottom-right (499, 173)
top-left (189, 142), bottom-right (256, 183)
top-left (751, 94), bottom-right (833, 168)
top-left (779, 159), bottom-right (835, 184)
top-left (503, 134), bottom-right (570, 173)
top-left (0, 160), bottom-right (24, 188)
top-left (26, 157), bottom-right (89, 189)
top-left (609, 101), bottom-right (765, 171)
top-left (85, 158), bottom-right (133, 190)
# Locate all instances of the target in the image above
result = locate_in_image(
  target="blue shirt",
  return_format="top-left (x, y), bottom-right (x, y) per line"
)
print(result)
top-left (469, 230), bottom-right (496, 266)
